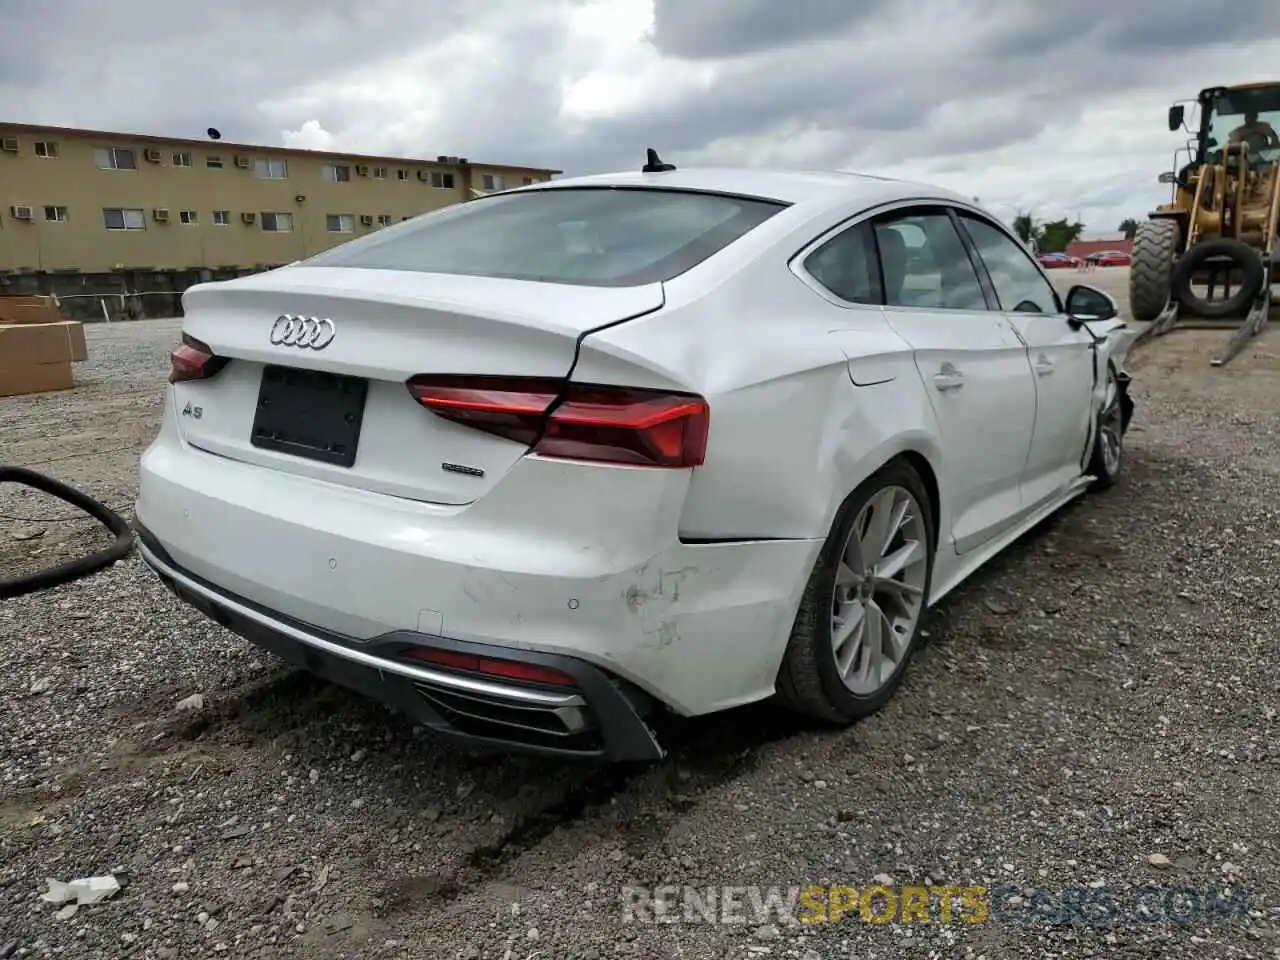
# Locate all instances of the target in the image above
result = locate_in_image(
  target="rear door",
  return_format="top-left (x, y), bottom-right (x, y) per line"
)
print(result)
top-left (953, 210), bottom-right (1095, 508)
top-left (869, 205), bottom-right (1037, 554)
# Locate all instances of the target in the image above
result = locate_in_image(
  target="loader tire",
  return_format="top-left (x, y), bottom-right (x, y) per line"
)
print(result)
top-left (1170, 237), bottom-right (1264, 319)
top-left (1129, 219), bottom-right (1179, 322)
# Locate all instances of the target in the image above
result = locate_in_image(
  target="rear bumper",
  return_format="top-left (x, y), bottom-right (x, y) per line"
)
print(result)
top-left (135, 523), bottom-right (665, 761)
top-left (134, 408), bottom-right (822, 721)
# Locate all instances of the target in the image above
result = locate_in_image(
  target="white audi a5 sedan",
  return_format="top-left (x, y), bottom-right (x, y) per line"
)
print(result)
top-left (134, 155), bottom-right (1136, 761)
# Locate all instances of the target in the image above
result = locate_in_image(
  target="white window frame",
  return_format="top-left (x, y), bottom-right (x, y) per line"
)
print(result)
top-left (95, 147), bottom-right (136, 171)
top-left (44, 205), bottom-right (68, 222)
top-left (372, 165), bottom-right (388, 180)
top-left (481, 173), bottom-right (504, 191)
top-left (179, 210), bottom-right (199, 225)
top-left (34, 141), bottom-right (59, 159)
top-left (326, 213), bottom-right (355, 233)
top-left (322, 164), bottom-right (351, 183)
top-left (397, 169), bottom-right (409, 181)
top-left (376, 214), bottom-right (392, 227)
top-left (254, 157), bottom-right (287, 180)
top-left (103, 207), bottom-right (145, 231)
top-left (206, 155), bottom-right (224, 169)
top-left (261, 211), bottom-right (293, 233)
top-left (173, 151), bottom-right (192, 167)
top-left (430, 171), bottom-right (455, 189)
top-left (212, 209), bottom-right (230, 226)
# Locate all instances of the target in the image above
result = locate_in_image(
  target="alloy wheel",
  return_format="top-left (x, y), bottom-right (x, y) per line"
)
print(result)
top-left (829, 484), bottom-right (928, 696)
top-left (1099, 370), bottom-right (1123, 477)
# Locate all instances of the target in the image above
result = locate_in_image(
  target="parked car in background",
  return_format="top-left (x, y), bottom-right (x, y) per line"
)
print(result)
top-left (1087, 250), bottom-right (1132, 267)
top-left (1037, 252), bottom-right (1082, 269)
top-left (134, 161), bottom-right (1137, 761)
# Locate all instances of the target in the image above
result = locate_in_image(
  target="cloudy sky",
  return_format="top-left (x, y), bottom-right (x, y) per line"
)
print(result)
top-left (5, 0), bottom-right (1280, 234)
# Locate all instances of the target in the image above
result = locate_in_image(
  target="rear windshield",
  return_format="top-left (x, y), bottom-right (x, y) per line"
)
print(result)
top-left (302, 187), bottom-right (787, 287)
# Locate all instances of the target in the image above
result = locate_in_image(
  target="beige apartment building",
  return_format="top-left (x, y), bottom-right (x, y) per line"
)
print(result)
top-left (0, 122), bottom-right (559, 314)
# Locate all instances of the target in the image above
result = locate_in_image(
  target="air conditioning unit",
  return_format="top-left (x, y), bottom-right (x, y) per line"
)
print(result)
top-left (241, 211), bottom-right (256, 224)
top-left (153, 208), bottom-right (170, 223)
top-left (144, 148), bottom-right (162, 163)
top-left (9, 205), bottom-right (33, 221)
top-left (234, 154), bottom-right (250, 168)
top-left (359, 214), bottom-right (373, 226)
top-left (416, 170), bottom-right (429, 182)
top-left (0, 138), bottom-right (18, 153)
top-left (355, 164), bottom-right (369, 177)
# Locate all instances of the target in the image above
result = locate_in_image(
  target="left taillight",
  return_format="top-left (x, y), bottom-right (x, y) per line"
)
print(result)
top-left (406, 375), bottom-right (710, 468)
top-left (168, 333), bottom-right (228, 384)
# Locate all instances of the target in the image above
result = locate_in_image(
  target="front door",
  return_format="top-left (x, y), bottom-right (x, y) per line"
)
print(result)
top-left (870, 206), bottom-right (1037, 555)
top-left (954, 212), bottom-right (1095, 508)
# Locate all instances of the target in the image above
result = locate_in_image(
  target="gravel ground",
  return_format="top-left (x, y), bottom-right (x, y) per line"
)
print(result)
top-left (2, 269), bottom-right (1279, 959)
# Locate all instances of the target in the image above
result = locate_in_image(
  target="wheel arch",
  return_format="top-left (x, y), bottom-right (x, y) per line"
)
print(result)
top-left (827, 438), bottom-right (945, 551)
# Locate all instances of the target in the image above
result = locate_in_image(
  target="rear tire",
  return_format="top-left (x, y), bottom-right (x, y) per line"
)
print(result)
top-left (775, 460), bottom-right (935, 724)
top-left (1129, 219), bottom-right (1179, 322)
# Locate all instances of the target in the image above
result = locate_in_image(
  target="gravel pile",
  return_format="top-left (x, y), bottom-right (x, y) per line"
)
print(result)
top-left (1, 314), bottom-right (1278, 960)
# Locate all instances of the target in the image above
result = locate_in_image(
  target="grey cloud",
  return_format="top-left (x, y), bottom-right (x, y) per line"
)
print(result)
top-left (0, 0), bottom-right (531, 143)
top-left (5, 0), bottom-right (1280, 236)
top-left (980, 0), bottom-right (1280, 58)
top-left (648, 0), bottom-right (896, 60)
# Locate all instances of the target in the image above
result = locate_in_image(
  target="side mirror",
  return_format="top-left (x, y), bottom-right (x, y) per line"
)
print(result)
top-left (1168, 104), bottom-right (1185, 131)
top-left (1065, 284), bottom-right (1118, 327)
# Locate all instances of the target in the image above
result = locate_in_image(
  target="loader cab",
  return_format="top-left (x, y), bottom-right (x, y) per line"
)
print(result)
top-left (1194, 84), bottom-right (1280, 166)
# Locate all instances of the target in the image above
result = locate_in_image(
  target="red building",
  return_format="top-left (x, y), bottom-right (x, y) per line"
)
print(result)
top-left (1065, 237), bottom-right (1133, 259)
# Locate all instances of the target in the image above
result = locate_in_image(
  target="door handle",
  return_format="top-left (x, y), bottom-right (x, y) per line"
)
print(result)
top-left (1034, 354), bottom-right (1055, 376)
top-left (932, 366), bottom-right (964, 392)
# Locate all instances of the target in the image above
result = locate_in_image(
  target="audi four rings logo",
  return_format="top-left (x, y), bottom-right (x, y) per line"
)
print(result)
top-left (270, 314), bottom-right (336, 349)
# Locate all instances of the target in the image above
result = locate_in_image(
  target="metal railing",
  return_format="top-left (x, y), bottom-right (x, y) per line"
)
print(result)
top-left (45, 290), bottom-right (181, 323)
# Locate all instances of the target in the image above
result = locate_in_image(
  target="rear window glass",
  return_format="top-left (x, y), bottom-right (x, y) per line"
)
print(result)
top-left (302, 187), bottom-right (787, 287)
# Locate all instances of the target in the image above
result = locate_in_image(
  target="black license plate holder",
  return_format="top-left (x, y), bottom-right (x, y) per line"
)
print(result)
top-left (250, 365), bottom-right (369, 468)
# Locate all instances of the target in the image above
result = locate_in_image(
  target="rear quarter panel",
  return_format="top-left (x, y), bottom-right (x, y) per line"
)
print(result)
top-left (573, 249), bottom-right (946, 542)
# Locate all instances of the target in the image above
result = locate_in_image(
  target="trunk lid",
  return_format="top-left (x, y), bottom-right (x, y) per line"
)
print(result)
top-left (173, 266), bottom-right (664, 505)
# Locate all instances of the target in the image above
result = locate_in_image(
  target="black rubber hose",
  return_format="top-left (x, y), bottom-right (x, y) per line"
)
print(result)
top-left (0, 465), bottom-right (135, 600)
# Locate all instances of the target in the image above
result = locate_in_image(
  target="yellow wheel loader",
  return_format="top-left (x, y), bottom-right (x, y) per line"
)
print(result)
top-left (1130, 81), bottom-right (1280, 365)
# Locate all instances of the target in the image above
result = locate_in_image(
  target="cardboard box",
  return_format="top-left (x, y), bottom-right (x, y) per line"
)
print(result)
top-left (0, 295), bottom-right (61, 326)
top-left (0, 321), bottom-right (86, 366)
top-left (0, 360), bottom-right (74, 397)
top-left (56, 320), bottom-right (88, 362)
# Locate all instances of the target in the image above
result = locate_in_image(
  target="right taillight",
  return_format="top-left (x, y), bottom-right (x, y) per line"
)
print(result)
top-left (169, 333), bottom-right (228, 384)
top-left (406, 375), bottom-right (709, 468)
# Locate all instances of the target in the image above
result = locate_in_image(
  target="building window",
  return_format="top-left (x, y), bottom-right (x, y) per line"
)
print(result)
top-left (103, 207), bottom-right (145, 230)
top-left (212, 209), bottom-right (230, 226)
top-left (95, 147), bottom-right (136, 170)
top-left (255, 157), bottom-right (287, 179)
top-left (34, 141), bottom-right (59, 159)
top-left (179, 210), bottom-right (198, 225)
top-left (206, 155), bottom-right (223, 168)
top-left (522, 177), bottom-right (534, 186)
top-left (430, 171), bottom-right (455, 189)
top-left (376, 214), bottom-right (392, 227)
top-left (326, 214), bottom-right (355, 233)
top-left (397, 169), bottom-right (409, 181)
top-left (372, 166), bottom-right (388, 180)
top-left (261, 212), bottom-right (293, 232)
top-left (173, 151), bottom-right (192, 167)
top-left (44, 205), bottom-right (68, 222)
top-left (481, 173), bottom-right (505, 191)
top-left (322, 164), bottom-right (351, 182)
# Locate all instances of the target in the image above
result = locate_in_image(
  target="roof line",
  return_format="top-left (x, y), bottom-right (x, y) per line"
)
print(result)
top-left (0, 121), bottom-right (562, 175)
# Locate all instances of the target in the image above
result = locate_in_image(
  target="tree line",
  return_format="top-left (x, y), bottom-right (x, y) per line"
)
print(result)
top-left (1011, 211), bottom-right (1142, 253)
